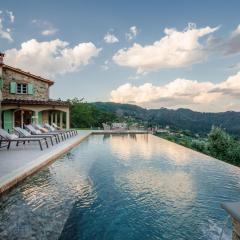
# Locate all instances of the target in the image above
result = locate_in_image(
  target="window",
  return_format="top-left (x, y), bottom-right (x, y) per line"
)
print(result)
top-left (17, 83), bottom-right (27, 94)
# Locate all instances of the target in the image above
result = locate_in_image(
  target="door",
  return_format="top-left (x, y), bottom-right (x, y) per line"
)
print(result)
top-left (3, 110), bottom-right (13, 132)
top-left (14, 110), bottom-right (34, 128)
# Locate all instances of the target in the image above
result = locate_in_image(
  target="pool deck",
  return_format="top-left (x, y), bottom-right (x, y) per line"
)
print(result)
top-left (0, 130), bottom-right (148, 194)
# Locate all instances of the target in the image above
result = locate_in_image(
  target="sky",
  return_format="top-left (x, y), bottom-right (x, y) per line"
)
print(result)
top-left (1, 0), bottom-right (240, 112)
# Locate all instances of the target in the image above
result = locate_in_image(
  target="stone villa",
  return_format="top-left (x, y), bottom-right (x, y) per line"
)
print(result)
top-left (0, 52), bottom-right (70, 132)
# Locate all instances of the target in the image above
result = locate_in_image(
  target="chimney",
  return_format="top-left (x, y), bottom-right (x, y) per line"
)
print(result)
top-left (0, 52), bottom-right (5, 66)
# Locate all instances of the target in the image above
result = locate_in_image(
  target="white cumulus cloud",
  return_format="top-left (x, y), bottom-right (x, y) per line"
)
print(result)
top-left (5, 39), bottom-right (101, 78)
top-left (110, 71), bottom-right (240, 112)
top-left (114, 23), bottom-right (219, 74)
top-left (104, 32), bottom-right (119, 43)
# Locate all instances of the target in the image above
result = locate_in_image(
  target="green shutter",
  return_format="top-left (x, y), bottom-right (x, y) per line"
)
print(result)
top-left (28, 83), bottom-right (34, 95)
top-left (3, 110), bottom-right (13, 132)
top-left (38, 112), bottom-right (43, 124)
top-left (10, 82), bottom-right (16, 93)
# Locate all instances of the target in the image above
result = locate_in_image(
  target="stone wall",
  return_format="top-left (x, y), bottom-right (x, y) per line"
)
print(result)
top-left (2, 68), bottom-right (50, 100)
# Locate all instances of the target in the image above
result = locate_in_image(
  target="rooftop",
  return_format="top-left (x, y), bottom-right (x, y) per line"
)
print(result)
top-left (2, 64), bottom-right (54, 86)
top-left (2, 98), bottom-right (70, 106)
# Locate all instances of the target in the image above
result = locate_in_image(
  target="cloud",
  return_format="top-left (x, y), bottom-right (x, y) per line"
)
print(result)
top-left (128, 75), bottom-right (140, 80)
top-left (101, 60), bottom-right (110, 71)
top-left (0, 18), bottom-right (13, 42)
top-left (110, 71), bottom-right (240, 112)
top-left (0, 10), bottom-right (14, 42)
top-left (207, 24), bottom-right (240, 56)
top-left (104, 32), bottom-right (119, 43)
top-left (223, 24), bottom-right (240, 55)
top-left (229, 62), bottom-right (240, 70)
top-left (6, 10), bottom-right (14, 23)
top-left (232, 24), bottom-right (240, 36)
top-left (5, 39), bottom-right (101, 78)
top-left (32, 19), bottom-right (58, 36)
top-left (114, 23), bottom-right (219, 74)
top-left (125, 26), bottom-right (139, 41)
top-left (41, 28), bottom-right (58, 36)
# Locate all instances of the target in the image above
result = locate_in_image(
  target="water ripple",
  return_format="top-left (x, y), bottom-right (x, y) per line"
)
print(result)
top-left (0, 134), bottom-right (239, 240)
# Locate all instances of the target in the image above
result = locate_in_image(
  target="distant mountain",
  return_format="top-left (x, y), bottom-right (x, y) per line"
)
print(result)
top-left (92, 102), bottom-right (240, 136)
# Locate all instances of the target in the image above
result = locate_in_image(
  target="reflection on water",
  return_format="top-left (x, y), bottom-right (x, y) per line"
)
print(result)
top-left (108, 134), bottom-right (154, 160)
top-left (121, 169), bottom-right (195, 208)
top-left (108, 133), bottom-right (194, 164)
top-left (0, 134), bottom-right (239, 240)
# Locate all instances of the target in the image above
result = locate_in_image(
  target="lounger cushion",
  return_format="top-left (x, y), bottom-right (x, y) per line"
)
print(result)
top-left (44, 123), bottom-right (54, 131)
top-left (41, 128), bottom-right (48, 133)
top-left (20, 128), bottom-right (31, 136)
top-left (49, 126), bottom-right (55, 131)
top-left (9, 134), bottom-right (18, 140)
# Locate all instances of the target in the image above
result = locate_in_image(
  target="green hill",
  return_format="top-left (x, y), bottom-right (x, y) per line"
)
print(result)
top-left (92, 102), bottom-right (240, 136)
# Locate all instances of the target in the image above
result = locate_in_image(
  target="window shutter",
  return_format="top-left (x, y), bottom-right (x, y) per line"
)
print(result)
top-left (10, 82), bottom-right (16, 93)
top-left (3, 110), bottom-right (13, 132)
top-left (28, 83), bottom-right (34, 94)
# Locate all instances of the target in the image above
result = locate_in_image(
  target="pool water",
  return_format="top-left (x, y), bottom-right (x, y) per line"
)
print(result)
top-left (0, 134), bottom-right (240, 240)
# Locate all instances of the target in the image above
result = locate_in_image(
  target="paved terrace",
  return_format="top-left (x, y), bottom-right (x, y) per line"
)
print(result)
top-left (0, 130), bottom-right (148, 194)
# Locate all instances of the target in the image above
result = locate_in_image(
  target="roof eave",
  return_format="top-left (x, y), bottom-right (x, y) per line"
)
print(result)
top-left (2, 64), bottom-right (54, 86)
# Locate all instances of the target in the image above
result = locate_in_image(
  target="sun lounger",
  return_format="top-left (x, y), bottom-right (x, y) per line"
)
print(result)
top-left (52, 123), bottom-right (77, 136)
top-left (52, 123), bottom-right (77, 134)
top-left (14, 127), bottom-right (57, 146)
top-left (44, 123), bottom-right (70, 138)
top-left (0, 128), bottom-right (48, 151)
top-left (45, 123), bottom-right (77, 137)
top-left (25, 124), bottom-right (62, 142)
top-left (34, 124), bottom-right (66, 140)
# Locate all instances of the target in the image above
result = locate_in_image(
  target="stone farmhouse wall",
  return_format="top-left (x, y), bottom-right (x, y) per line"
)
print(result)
top-left (2, 68), bottom-right (49, 100)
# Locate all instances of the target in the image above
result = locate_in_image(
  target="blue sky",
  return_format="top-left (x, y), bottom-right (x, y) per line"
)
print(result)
top-left (1, 0), bottom-right (240, 112)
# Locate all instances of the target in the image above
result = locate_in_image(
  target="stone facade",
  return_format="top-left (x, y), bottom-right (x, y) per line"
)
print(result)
top-left (2, 67), bottom-right (49, 100)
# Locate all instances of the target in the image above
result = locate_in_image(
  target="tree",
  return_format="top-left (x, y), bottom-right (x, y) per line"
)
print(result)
top-left (208, 126), bottom-right (240, 165)
top-left (69, 99), bottom-right (121, 128)
top-left (208, 126), bottom-right (232, 159)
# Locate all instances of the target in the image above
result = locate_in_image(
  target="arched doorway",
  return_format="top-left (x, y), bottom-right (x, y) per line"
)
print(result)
top-left (14, 109), bottom-right (34, 128)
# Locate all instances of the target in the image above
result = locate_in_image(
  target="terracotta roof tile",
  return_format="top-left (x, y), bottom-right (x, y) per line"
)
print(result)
top-left (2, 98), bottom-right (69, 106)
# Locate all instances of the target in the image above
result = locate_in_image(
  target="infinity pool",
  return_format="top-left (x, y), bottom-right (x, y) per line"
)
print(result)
top-left (0, 134), bottom-right (239, 239)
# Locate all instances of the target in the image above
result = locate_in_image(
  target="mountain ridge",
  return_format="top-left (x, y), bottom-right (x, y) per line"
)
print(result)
top-left (91, 102), bottom-right (240, 136)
